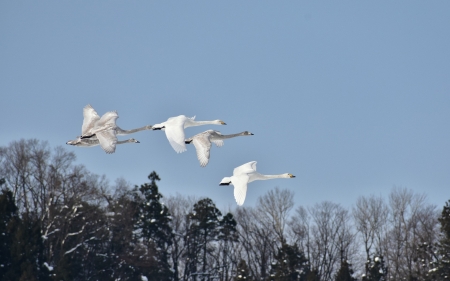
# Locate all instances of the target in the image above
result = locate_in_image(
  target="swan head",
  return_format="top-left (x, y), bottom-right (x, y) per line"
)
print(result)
top-left (66, 138), bottom-right (81, 146)
top-left (219, 177), bottom-right (232, 186)
top-left (215, 120), bottom-right (226, 125)
top-left (286, 173), bottom-right (296, 178)
top-left (129, 138), bottom-right (140, 143)
top-left (243, 131), bottom-right (254, 136)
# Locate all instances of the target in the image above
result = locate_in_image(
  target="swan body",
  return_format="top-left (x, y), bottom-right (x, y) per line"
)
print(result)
top-left (76, 104), bottom-right (151, 153)
top-left (219, 161), bottom-right (295, 206)
top-left (81, 105), bottom-right (152, 138)
top-left (152, 115), bottom-right (226, 153)
top-left (185, 130), bottom-right (254, 167)
top-left (66, 137), bottom-right (140, 152)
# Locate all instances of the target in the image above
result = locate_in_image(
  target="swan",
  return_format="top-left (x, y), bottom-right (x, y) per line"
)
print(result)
top-left (66, 137), bottom-right (140, 153)
top-left (185, 130), bottom-right (254, 167)
top-left (219, 161), bottom-right (295, 206)
top-left (81, 104), bottom-right (152, 138)
top-left (152, 115), bottom-right (226, 153)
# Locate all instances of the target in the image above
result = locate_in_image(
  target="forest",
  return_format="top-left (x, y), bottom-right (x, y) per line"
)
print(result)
top-left (0, 139), bottom-right (449, 281)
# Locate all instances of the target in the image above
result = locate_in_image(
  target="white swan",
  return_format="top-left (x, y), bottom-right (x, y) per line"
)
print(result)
top-left (185, 130), bottom-right (254, 167)
top-left (81, 104), bottom-right (152, 138)
top-left (152, 115), bottom-right (226, 153)
top-left (219, 161), bottom-right (295, 206)
top-left (66, 137), bottom-right (140, 153)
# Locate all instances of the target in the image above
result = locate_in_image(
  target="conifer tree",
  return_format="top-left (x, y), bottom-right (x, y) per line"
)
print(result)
top-left (435, 200), bottom-right (450, 280)
top-left (218, 212), bottom-right (239, 280)
top-left (235, 259), bottom-right (254, 281)
top-left (184, 198), bottom-right (222, 281)
top-left (135, 171), bottom-right (174, 280)
top-left (362, 256), bottom-right (387, 281)
top-left (0, 189), bottom-right (19, 280)
top-left (268, 242), bottom-right (310, 281)
top-left (335, 260), bottom-right (357, 281)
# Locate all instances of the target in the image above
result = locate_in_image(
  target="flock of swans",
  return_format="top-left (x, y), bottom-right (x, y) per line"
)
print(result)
top-left (66, 105), bottom-right (295, 205)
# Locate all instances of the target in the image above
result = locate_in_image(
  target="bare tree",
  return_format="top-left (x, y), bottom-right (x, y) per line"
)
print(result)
top-left (353, 194), bottom-right (389, 276)
top-left (257, 187), bottom-right (295, 243)
top-left (383, 187), bottom-right (439, 280)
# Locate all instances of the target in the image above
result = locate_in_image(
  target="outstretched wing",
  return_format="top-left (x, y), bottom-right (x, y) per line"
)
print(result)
top-left (233, 174), bottom-right (250, 206)
top-left (82, 104), bottom-right (100, 135)
top-left (192, 133), bottom-right (212, 167)
top-left (233, 161), bottom-right (257, 176)
top-left (165, 117), bottom-right (187, 153)
top-left (96, 130), bottom-right (118, 154)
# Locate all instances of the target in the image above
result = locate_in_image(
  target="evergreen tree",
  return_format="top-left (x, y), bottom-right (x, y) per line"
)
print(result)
top-left (235, 259), bottom-right (254, 281)
top-left (335, 260), bottom-right (357, 281)
top-left (0, 189), bottom-right (19, 280)
top-left (435, 200), bottom-right (450, 280)
top-left (218, 212), bottom-right (239, 281)
top-left (184, 198), bottom-right (222, 281)
top-left (135, 171), bottom-right (174, 280)
top-left (305, 269), bottom-right (320, 281)
top-left (7, 213), bottom-right (50, 281)
top-left (268, 242), bottom-right (310, 281)
top-left (362, 256), bottom-right (387, 281)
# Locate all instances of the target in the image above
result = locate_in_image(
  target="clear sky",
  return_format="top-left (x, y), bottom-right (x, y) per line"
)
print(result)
top-left (1, 2), bottom-right (449, 210)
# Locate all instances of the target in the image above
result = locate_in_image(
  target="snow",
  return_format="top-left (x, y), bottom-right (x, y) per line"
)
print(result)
top-left (43, 262), bottom-right (54, 271)
top-left (141, 276), bottom-right (148, 281)
top-left (150, 219), bottom-right (156, 223)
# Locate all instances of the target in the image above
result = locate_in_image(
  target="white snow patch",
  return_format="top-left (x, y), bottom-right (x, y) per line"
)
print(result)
top-left (141, 276), bottom-right (148, 281)
top-left (43, 262), bottom-right (54, 271)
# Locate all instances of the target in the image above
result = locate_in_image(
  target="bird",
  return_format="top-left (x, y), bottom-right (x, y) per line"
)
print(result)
top-left (219, 161), bottom-right (295, 206)
top-left (152, 115), bottom-right (226, 153)
top-left (73, 104), bottom-right (151, 153)
top-left (185, 130), bottom-right (254, 167)
top-left (66, 137), bottom-right (140, 150)
top-left (81, 104), bottom-right (152, 138)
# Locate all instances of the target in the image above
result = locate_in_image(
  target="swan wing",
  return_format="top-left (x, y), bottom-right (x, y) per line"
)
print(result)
top-left (96, 111), bottom-right (119, 129)
top-left (192, 134), bottom-right (212, 167)
top-left (233, 174), bottom-right (250, 206)
top-left (233, 161), bottom-right (257, 176)
top-left (165, 118), bottom-right (187, 153)
top-left (96, 130), bottom-right (118, 154)
top-left (82, 105), bottom-right (100, 135)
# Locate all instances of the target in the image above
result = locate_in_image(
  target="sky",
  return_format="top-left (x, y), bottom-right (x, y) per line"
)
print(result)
top-left (1, 1), bottom-right (449, 211)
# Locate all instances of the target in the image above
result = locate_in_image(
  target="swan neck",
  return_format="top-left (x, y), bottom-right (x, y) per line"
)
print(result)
top-left (257, 174), bottom-right (286, 180)
top-left (116, 126), bottom-right (150, 135)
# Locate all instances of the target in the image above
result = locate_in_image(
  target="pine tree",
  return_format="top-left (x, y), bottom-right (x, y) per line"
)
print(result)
top-left (235, 259), bottom-right (254, 281)
top-left (362, 255), bottom-right (387, 281)
top-left (268, 242), bottom-right (310, 281)
top-left (335, 260), bottom-right (357, 281)
top-left (184, 198), bottom-right (222, 281)
top-left (436, 200), bottom-right (450, 280)
top-left (0, 189), bottom-right (19, 280)
top-left (135, 171), bottom-right (174, 280)
top-left (218, 212), bottom-right (238, 280)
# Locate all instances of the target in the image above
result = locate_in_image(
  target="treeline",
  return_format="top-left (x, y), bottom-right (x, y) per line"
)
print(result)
top-left (0, 139), bottom-right (449, 281)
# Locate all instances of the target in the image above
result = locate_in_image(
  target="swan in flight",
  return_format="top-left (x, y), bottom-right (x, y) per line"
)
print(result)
top-left (185, 130), bottom-right (254, 167)
top-left (66, 137), bottom-right (140, 153)
top-left (75, 104), bottom-right (151, 153)
top-left (152, 115), bottom-right (226, 153)
top-left (219, 161), bottom-right (295, 206)
top-left (81, 104), bottom-right (152, 138)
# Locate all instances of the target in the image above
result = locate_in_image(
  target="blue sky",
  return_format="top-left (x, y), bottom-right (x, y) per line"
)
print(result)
top-left (1, 2), bottom-right (449, 210)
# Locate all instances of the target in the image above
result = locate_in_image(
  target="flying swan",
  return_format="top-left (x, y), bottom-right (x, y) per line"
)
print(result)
top-left (66, 137), bottom-right (140, 153)
top-left (152, 115), bottom-right (226, 153)
top-left (219, 161), bottom-right (295, 206)
top-left (81, 104), bottom-right (152, 138)
top-left (185, 130), bottom-right (254, 167)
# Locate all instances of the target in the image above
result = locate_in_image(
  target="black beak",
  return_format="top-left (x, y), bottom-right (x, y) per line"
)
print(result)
top-left (219, 182), bottom-right (231, 186)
